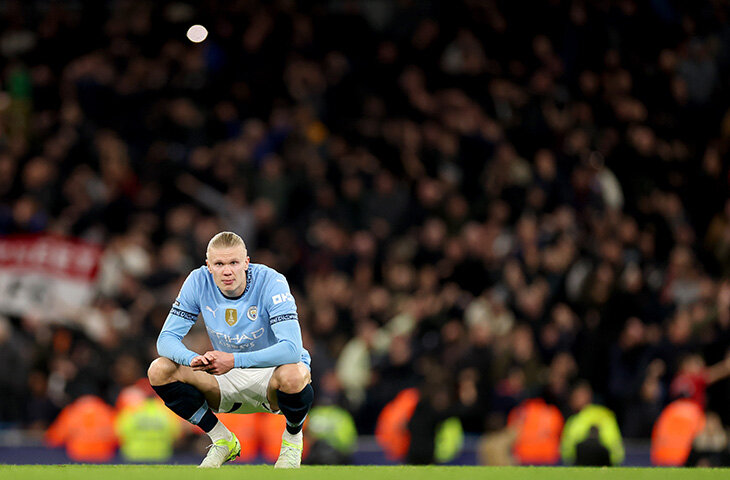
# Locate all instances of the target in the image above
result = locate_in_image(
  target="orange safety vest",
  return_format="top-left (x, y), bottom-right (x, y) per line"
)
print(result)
top-left (46, 395), bottom-right (118, 462)
top-left (507, 398), bottom-right (564, 465)
top-left (651, 399), bottom-right (706, 466)
top-left (217, 412), bottom-right (262, 462)
top-left (375, 388), bottom-right (420, 461)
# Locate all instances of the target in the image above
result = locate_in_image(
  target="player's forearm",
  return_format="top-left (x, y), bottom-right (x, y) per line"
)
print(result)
top-left (233, 339), bottom-right (300, 368)
top-left (157, 331), bottom-right (198, 366)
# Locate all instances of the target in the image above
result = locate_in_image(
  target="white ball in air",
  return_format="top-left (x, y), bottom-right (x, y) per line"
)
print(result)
top-left (187, 25), bottom-right (208, 43)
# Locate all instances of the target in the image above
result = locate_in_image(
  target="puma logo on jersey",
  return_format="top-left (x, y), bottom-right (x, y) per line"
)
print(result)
top-left (205, 305), bottom-right (217, 317)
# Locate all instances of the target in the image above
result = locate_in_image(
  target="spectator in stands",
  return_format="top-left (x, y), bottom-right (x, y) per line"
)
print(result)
top-left (0, 2), bottom-right (729, 466)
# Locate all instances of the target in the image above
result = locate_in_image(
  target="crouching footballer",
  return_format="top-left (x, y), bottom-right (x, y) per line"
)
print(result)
top-left (147, 231), bottom-right (313, 468)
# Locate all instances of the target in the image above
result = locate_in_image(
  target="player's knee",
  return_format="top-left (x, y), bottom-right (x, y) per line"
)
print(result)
top-left (148, 357), bottom-right (178, 386)
top-left (275, 364), bottom-right (308, 394)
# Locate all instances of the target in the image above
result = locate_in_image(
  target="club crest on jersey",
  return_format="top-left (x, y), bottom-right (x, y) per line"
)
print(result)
top-left (225, 308), bottom-right (238, 326)
top-left (247, 305), bottom-right (258, 321)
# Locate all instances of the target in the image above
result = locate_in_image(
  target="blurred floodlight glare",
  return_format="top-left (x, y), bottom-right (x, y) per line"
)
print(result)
top-left (186, 24), bottom-right (208, 43)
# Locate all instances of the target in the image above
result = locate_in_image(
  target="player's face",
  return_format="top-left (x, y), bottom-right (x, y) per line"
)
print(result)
top-left (206, 245), bottom-right (250, 297)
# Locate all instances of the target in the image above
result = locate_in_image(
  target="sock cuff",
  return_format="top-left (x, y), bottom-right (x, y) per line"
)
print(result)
top-left (152, 380), bottom-right (217, 432)
top-left (151, 381), bottom-right (186, 396)
top-left (276, 383), bottom-right (314, 401)
top-left (277, 384), bottom-right (314, 435)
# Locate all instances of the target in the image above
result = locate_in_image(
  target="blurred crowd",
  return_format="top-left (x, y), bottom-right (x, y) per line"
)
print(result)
top-left (1, 0), bottom-right (730, 448)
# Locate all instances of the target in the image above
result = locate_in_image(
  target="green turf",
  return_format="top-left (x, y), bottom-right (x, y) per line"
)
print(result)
top-left (2, 465), bottom-right (730, 480)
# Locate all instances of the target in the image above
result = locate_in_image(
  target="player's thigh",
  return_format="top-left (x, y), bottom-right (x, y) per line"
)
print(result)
top-left (174, 365), bottom-right (222, 410)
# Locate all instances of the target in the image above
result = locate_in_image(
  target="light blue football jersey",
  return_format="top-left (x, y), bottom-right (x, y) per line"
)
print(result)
top-left (157, 263), bottom-right (311, 369)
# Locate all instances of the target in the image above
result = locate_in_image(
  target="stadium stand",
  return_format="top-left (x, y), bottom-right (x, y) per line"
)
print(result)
top-left (0, 0), bottom-right (730, 465)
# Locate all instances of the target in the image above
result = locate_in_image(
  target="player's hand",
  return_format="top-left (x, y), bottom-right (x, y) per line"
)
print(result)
top-left (190, 355), bottom-right (211, 371)
top-left (199, 350), bottom-right (235, 375)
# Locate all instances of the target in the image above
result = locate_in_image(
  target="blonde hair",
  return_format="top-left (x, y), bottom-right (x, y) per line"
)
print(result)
top-left (206, 231), bottom-right (246, 258)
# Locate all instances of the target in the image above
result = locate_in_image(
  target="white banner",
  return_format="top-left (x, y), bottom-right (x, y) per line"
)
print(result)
top-left (0, 235), bottom-right (102, 320)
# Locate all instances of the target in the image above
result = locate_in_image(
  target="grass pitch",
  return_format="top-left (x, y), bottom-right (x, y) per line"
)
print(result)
top-left (2, 465), bottom-right (730, 480)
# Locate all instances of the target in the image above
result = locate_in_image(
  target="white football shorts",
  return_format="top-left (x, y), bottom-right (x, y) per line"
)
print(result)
top-left (213, 366), bottom-right (280, 415)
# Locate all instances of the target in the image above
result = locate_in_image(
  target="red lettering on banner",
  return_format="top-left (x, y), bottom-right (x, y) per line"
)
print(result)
top-left (0, 235), bottom-right (102, 281)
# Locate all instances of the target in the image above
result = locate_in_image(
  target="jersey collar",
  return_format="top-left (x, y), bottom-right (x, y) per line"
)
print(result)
top-left (220, 268), bottom-right (253, 300)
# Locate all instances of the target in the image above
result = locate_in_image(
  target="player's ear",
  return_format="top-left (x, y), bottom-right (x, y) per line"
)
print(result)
top-left (205, 259), bottom-right (211, 273)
